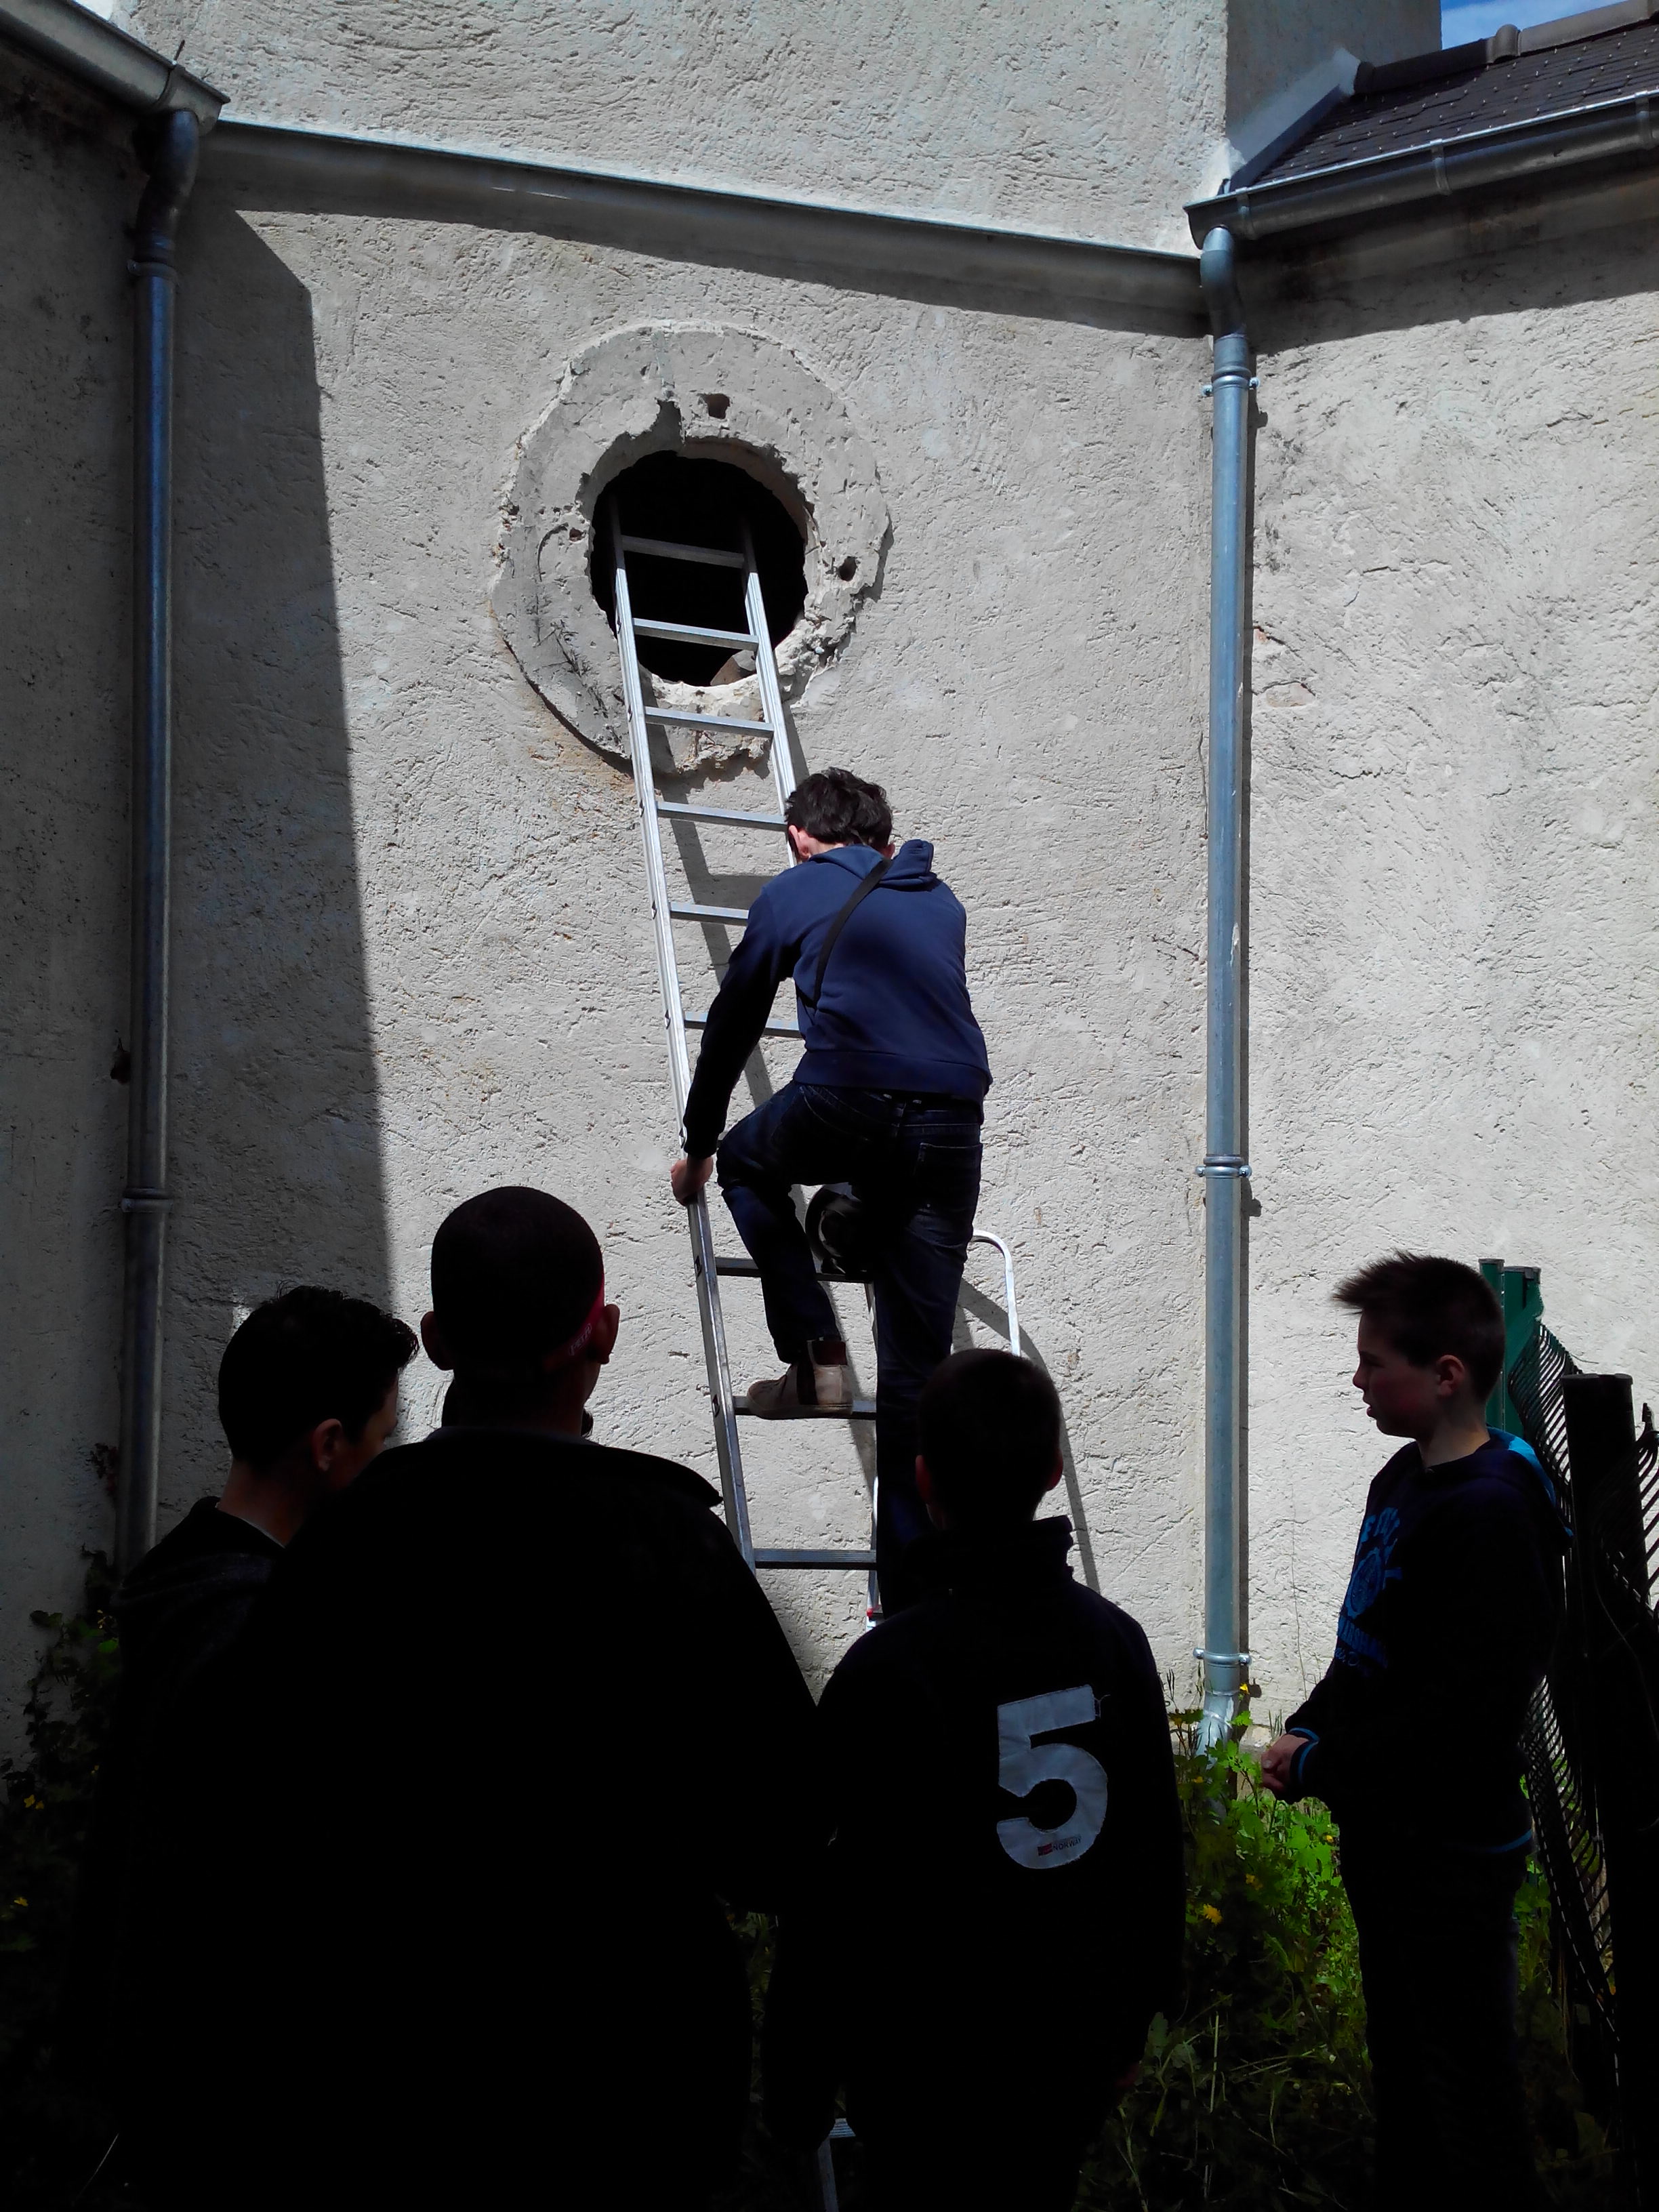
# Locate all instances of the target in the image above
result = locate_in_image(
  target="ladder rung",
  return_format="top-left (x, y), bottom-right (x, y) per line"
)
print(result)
top-left (632, 617), bottom-right (757, 649)
top-left (657, 802), bottom-right (786, 831)
top-left (619, 534), bottom-right (747, 569)
top-left (684, 1010), bottom-right (800, 1039)
top-left (670, 901), bottom-right (751, 925)
top-left (754, 1548), bottom-right (878, 1570)
top-left (647, 707), bottom-right (775, 735)
top-left (735, 1395), bottom-right (878, 1420)
top-left (716, 1265), bottom-right (858, 1283)
top-left (716, 1256), bottom-right (846, 1280)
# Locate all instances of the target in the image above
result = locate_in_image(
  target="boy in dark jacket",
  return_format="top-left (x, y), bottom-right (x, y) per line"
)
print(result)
top-left (79, 1287), bottom-right (414, 2202)
top-left (764, 1350), bottom-right (1183, 2210)
top-left (670, 766), bottom-right (991, 1608)
top-left (222, 1188), bottom-right (820, 2212)
top-left (1261, 1254), bottom-right (1563, 2212)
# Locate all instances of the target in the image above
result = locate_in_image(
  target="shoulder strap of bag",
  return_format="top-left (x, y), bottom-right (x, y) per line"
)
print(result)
top-left (796, 853), bottom-right (895, 1010)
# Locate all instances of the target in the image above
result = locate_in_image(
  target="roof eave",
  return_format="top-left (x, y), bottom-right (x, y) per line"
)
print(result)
top-left (1186, 86), bottom-right (1659, 246)
top-left (0, 0), bottom-right (223, 129)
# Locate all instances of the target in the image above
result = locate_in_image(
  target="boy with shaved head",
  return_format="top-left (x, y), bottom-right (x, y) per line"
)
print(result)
top-left (227, 1188), bottom-right (819, 2212)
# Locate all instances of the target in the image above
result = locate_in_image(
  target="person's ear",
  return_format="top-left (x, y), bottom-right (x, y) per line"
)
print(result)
top-left (1044, 1452), bottom-right (1064, 1494)
top-left (784, 824), bottom-right (805, 861)
top-left (878, 840), bottom-right (897, 858)
top-left (1435, 1352), bottom-right (1469, 1398)
top-left (421, 1311), bottom-right (453, 1370)
top-left (593, 1303), bottom-right (621, 1366)
top-left (306, 1416), bottom-right (348, 1481)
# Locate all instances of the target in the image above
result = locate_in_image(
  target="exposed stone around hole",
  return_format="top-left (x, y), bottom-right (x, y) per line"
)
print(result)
top-left (493, 323), bottom-right (888, 773)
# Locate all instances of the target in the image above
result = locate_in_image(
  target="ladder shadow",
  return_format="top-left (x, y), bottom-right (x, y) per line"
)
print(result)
top-left (952, 1279), bottom-right (1103, 1596)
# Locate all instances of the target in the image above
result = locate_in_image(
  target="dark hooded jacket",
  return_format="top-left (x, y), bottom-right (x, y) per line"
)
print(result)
top-left (764, 1518), bottom-right (1183, 2156)
top-left (1284, 1429), bottom-right (1565, 1850)
top-left (682, 838), bottom-right (991, 1157)
top-left (197, 1427), bottom-right (821, 2210)
top-left (66, 1502), bottom-right (282, 2103)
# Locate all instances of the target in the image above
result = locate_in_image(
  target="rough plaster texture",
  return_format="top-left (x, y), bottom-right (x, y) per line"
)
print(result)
top-left (133, 194), bottom-right (1211, 1704)
top-left (127, 0), bottom-right (1228, 252)
top-left (0, 80), bottom-right (136, 1746)
top-left (494, 323), bottom-right (888, 770)
top-left (1244, 237), bottom-right (1659, 1711)
top-left (6, 0), bottom-right (1659, 1753)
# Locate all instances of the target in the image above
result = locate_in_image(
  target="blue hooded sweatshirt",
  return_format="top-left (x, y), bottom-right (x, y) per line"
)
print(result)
top-left (682, 839), bottom-right (991, 1158)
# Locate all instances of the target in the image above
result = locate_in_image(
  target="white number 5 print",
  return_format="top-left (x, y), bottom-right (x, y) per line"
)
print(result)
top-left (996, 1686), bottom-right (1108, 1870)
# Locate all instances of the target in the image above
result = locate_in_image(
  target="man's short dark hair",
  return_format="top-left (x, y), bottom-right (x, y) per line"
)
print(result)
top-left (430, 1187), bottom-right (603, 1378)
top-left (1334, 1253), bottom-right (1505, 1398)
top-left (785, 768), bottom-right (893, 849)
top-left (218, 1288), bottom-right (416, 1471)
top-left (918, 1349), bottom-right (1063, 1528)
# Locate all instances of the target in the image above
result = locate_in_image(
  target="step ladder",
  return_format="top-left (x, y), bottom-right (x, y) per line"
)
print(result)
top-left (608, 504), bottom-right (1021, 1586)
top-left (609, 506), bottom-right (1022, 2212)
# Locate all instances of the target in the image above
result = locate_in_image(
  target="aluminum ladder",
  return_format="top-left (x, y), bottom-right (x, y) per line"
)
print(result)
top-left (609, 508), bottom-right (1022, 2211)
top-left (608, 504), bottom-right (1021, 1572)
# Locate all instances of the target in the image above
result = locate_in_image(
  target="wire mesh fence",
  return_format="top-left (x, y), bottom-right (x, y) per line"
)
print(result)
top-left (1509, 1319), bottom-right (1659, 2196)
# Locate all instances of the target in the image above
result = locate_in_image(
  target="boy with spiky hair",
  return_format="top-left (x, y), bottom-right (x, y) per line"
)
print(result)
top-left (1261, 1254), bottom-right (1562, 2211)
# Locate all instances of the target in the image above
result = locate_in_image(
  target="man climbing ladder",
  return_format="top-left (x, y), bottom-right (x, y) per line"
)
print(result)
top-left (671, 767), bottom-right (992, 1611)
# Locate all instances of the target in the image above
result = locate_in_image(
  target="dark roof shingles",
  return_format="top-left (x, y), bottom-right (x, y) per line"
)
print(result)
top-left (1256, 18), bottom-right (1659, 184)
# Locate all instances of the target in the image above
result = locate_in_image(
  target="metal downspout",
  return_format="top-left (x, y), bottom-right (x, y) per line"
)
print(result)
top-left (1196, 226), bottom-right (1252, 1750)
top-left (117, 109), bottom-right (199, 1575)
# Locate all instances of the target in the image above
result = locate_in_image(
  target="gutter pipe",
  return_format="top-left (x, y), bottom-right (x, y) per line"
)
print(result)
top-left (201, 118), bottom-right (1206, 330)
top-left (0, 0), bottom-right (220, 124)
top-left (1187, 86), bottom-right (1659, 245)
top-left (1195, 227), bottom-right (1252, 1752)
top-left (117, 107), bottom-right (200, 1574)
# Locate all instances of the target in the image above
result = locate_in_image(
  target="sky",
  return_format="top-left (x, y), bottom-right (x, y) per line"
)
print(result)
top-left (1443, 0), bottom-right (1576, 41)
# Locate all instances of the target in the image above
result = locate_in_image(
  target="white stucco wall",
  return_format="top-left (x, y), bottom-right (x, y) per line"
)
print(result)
top-left (6, 0), bottom-right (1656, 1752)
top-left (128, 0), bottom-right (1230, 250)
top-left (1246, 233), bottom-right (1659, 1707)
top-left (147, 188), bottom-right (1212, 1694)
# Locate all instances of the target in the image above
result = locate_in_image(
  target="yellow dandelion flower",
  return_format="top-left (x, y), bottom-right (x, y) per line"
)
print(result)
top-left (1323, 1832), bottom-right (1335, 1843)
top-left (12, 1897), bottom-right (26, 1909)
top-left (1200, 1904), bottom-right (1223, 1925)
top-left (1244, 1873), bottom-right (1261, 1888)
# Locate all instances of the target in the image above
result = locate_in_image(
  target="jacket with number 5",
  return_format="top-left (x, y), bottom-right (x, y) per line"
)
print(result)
top-left (763, 1517), bottom-right (1184, 2148)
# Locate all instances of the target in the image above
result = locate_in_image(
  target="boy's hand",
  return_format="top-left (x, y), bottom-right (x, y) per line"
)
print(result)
top-left (1258, 1732), bottom-right (1308, 1798)
top-left (671, 1155), bottom-right (714, 1206)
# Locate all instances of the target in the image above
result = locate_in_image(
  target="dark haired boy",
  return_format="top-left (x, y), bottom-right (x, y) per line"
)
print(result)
top-left (229, 1187), bottom-right (819, 2211)
top-left (79, 1286), bottom-right (415, 2201)
top-left (1261, 1254), bottom-right (1563, 2212)
top-left (670, 766), bottom-right (991, 1610)
top-left (765, 1350), bottom-right (1183, 2209)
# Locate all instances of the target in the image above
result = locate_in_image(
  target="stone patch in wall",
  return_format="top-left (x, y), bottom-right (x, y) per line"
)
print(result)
top-left (493, 323), bottom-right (888, 774)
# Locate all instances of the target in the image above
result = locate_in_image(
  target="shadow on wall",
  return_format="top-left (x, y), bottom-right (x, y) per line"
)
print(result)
top-left (159, 200), bottom-right (391, 1515)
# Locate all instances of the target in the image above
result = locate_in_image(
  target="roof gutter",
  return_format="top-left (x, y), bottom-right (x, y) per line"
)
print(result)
top-left (203, 117), bottom-right (1206, 329)
top-left (0, 0), bottom-right (222, 127)
top-left (1187, 85), bottom-right (1659, 245)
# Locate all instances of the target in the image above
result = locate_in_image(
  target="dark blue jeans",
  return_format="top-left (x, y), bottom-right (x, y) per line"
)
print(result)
top-left (1341, 1833), bottom-right (1549, 2211)
top-left (716, 1082), bottom-right (983, 1610)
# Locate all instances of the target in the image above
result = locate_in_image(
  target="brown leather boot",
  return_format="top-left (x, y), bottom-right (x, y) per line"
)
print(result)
top-left (745, 1348), bottom-right (854, 1418)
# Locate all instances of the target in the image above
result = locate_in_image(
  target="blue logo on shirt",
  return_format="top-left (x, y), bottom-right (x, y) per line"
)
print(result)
top-left (1334, 1505), bottom-right (1402, 1672)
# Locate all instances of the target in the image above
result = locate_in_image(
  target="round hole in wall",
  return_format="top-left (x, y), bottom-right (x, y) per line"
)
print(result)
top-left (590, 451), bottom-right (807, 687)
